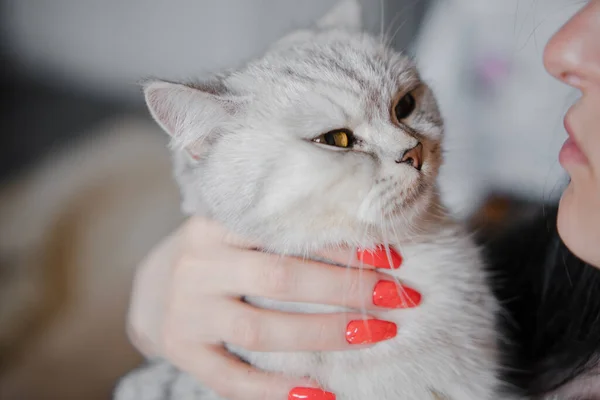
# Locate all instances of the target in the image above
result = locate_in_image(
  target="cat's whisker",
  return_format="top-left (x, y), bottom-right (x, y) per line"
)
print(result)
top-left (381, 7), bottom-right (403, 47)
top-left (381, 0), bottom-right (422, 48)
top-left (352, 219), bottom-right (372, 319)
top-left (388, 213), bottom-right (404, 245)
top-left (379, 0), bottom-right (385, 43)
top-left (385, 0), bottom-right (424, 49)
top-left (396, 278), bottom-right (415, 309)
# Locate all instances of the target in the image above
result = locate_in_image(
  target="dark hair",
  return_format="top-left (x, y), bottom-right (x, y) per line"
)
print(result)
top-left (480, 203), bottom-right (600, 397)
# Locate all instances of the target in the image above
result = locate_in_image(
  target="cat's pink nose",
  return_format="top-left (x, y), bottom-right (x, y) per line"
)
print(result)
top-left (396, 142), bottom-right (423, 170)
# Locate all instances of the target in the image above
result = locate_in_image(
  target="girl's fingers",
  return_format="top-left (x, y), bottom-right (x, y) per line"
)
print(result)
top-left (221, 250), bottom-right (419, 311)
top-left (214, 301), bottom-right (398, 351)
top-left (176, 345), bottom-right (329, 400)
top-left (133, 216), bottom-right (415, 400)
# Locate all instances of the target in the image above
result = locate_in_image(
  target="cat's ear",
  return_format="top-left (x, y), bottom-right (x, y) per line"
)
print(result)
top-left (272, 0), bottom-right (362, 50)
top-left (143, 80), bottom-right (240, 159)
top-left (317, 0), bottom-right (363, 32)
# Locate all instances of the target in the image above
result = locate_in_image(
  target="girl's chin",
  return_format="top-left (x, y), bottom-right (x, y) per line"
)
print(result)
top-left (557, 185), bottom-right (576, 246)
top-left (557, 183), bottom-right (600, 268)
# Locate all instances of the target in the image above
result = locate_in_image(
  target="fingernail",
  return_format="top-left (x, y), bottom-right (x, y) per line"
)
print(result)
top-left (373, 280), bottom-right (422, 309)
top-left (289, 387), bottom-right (336, 400)
top-left (356, 245), bottom-right (402, 269)
top-left (345, 319), bottom-right (397, 344)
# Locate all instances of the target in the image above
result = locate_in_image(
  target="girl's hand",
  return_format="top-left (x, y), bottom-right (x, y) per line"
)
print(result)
top-left (126, 216), bottom-right (419, 400)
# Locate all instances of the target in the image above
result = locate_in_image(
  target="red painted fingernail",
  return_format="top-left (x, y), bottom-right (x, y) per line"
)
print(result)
top-left (345, 319), bottom-right (397, 344)
top-left (373, 280), bottom-right (422, 308)
top-left (356, 245), bottom-right (402, 269)
top-left (289, 387), bottom-right (336, 400)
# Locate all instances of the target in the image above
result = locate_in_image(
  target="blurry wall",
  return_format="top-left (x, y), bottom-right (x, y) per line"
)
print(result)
top-left (2, 0), bottom-right (426, 104)
top-left (0, 0), bottom-right (427, 182)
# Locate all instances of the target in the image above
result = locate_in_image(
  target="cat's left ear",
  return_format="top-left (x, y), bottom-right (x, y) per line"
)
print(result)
top-left (143, 80), bottom-right (242, 159)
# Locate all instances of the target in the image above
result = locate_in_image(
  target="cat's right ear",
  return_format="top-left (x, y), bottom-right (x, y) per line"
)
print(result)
top-left (143, 80), bottom-right (241, 159)
top-left (272, 0), bottom-right (362, 50)
top-left (317, 0), bottom-right (362, 32)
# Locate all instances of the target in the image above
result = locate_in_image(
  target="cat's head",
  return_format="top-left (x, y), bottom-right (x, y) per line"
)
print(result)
top-left (143, 0), bottom-right (444, 252)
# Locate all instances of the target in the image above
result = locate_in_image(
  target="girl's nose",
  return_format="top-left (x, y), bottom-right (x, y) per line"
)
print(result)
top-left (543, 1), bottom-right (600, 90)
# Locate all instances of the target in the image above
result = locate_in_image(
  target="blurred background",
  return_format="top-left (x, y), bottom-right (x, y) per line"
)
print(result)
top-left (0, 0), bottom-right (583, 399)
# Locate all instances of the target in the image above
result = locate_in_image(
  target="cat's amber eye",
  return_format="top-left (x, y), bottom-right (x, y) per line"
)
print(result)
top-left (313, 129), bottom-right (354, 149)
top-left (393, 92), bottom-right (416, 121)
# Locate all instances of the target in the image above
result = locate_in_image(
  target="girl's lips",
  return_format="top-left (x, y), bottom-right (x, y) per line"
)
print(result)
top-left (559, 136), bottom-right (589, 166)
top-left (560, 114), bottom-right (589, 166)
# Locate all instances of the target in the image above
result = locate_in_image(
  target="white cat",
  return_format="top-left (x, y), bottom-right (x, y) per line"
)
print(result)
top-left (115, 1), bottom-right (508, 399)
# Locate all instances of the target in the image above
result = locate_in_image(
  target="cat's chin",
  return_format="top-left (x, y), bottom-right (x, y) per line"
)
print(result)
top-left (361, 189), bottom-right (445, 238)
top-left (228, 191), bottom-right (446, 254)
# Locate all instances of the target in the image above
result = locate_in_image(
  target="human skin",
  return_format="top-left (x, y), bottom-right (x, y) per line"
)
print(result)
top-left (126, 2), bottom-right (600, 400)
top-left (544, 0), bottom-right (600, 268)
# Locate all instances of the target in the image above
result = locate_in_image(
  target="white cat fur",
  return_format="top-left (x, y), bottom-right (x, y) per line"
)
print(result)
top-left (115, 1), bottom-right (508, 399)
